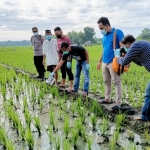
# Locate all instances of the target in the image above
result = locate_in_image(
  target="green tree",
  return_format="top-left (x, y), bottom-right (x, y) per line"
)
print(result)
top-left (83, 27), bottom-right (95, 42)
top-left (137, 28), bottom-right (150, 41)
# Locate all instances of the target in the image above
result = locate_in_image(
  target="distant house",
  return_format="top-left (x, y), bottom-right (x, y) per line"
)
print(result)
top-left (84, 41), bottom-right (92, 46)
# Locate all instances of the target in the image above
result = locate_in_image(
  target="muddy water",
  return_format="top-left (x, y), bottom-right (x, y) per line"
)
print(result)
top-left (0, 76), bottom-right (148, 150)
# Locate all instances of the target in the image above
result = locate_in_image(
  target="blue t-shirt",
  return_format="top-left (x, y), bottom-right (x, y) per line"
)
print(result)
top-left (102, 28), bottom-right (124, 63)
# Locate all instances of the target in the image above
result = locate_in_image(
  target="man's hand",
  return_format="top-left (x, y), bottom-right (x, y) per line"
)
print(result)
top-left (97, 62), bottom-right (101, 70)
top-left (86, 64), bottom-right (90, 71)
top-left (42, 60), bottom-right (45, 65)
top-left (67, 62), bottom-right (71, 69)
top-left (49, 72), bottom-right (55, 78)
top-left (114, 49), bottom-right (120, 57)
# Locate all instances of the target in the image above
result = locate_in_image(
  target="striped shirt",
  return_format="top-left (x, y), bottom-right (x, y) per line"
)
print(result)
top-left (118, 40), bottom-right (150, 72)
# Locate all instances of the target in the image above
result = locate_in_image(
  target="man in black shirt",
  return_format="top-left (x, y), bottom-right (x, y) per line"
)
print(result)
top-left (48, 42), bottom-right (90, 96)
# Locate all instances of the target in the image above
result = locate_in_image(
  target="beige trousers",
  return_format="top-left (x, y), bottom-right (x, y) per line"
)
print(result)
top-left (102, 62), bottom-right (122, 104)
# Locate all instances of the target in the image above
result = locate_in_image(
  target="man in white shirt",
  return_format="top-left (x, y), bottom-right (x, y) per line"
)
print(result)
top-left (43, 30), bottom-right (58, 85)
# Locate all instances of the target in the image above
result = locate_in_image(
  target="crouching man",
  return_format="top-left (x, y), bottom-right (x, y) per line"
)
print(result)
top-left (118, 35), bottom-right (150, 121)
top-left (47, 42), bottom-right (90, 96)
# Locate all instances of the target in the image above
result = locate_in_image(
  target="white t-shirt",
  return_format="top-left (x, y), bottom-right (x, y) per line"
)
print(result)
top-left (43, 39), bottom-right (58, 66)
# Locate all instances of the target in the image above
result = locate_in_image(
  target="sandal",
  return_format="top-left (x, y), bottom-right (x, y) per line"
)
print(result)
top-left (82, 91), bottom-right (88, 97)
top-left (98, 99), bottom-right (113, 104)
top-left (66, 87), bottom-right (74, 92)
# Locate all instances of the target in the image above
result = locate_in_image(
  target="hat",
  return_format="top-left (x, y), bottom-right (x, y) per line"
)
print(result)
top-left (32, 27), bottom-right (38, 32)
top-left (45, 30), bottom-right (51, 33)
top-left (121, 35), bottom-right (136, 44)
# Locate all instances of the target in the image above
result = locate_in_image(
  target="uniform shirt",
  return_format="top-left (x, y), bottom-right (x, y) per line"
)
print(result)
top-left (31, 35), bottom-right (43, 56)
top-left (118, 40), bottom-right (150, 72)
top-left (102, 28), bottom-right (124, 63)
top-left (57, 36), bottom-right (71, 58)
top-left (43, 39), bottom-right (58, 66)
top-left (62, 45), bottom-right (86, 63)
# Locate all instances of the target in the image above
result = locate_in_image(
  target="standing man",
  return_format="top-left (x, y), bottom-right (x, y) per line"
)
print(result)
top-left (31, 27), bottom-right (45, 80)
top-left (47, 42), bottom-right (90, 96)
top-left (54, 27), bottom-right (74, 91)
top-left (118, 35), bottom-right (150, 121)
top-left (43, 30), bottom-right (58, 85)
top-left (97, 17), bottom-right (124, 109)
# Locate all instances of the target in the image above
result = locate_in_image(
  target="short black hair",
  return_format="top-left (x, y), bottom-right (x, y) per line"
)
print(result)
top-left (121, 35), bottom-right (136, 44)
top-left (32, 27), bottom-right (38, 31)
top-left (61, 42), bottom-right (69, 49)
top-left (97, 17), bottom-right (110, 26)
top-left (45, 30), bottom-right (51, 33)
top-left (54, 27), bottom-right (62, 31)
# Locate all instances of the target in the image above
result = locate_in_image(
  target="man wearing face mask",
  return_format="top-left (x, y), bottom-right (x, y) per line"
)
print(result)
top-left (48, 42), bottom-right (90, 96)
top-left (43, 30), bottom-right (58, 85)
top-left (54, 27), bottom-right (74, 92)
top-left (97, 17), bottom-right (124, 109)
top-left (31, 27), bottom-right (45, 80)
top-left (118, 35), bottom-right (150, 121)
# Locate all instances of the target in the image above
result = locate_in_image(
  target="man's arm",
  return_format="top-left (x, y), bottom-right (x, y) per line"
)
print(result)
top-left (53, 60), bottom-right (65, 73)
top-left (118, 43), bottom-right (142, 66)
top-left (85, 50), bottom-right (89, 64)
top-left (43, 55), bottom-right (46, 65)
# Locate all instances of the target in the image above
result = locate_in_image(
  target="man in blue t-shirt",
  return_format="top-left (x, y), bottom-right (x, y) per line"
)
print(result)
top-left (97, 17), bottom-right (124, 109)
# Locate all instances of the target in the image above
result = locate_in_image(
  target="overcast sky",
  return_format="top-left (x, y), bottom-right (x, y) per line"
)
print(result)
top-left (0, 0), bottom-right (150, 41)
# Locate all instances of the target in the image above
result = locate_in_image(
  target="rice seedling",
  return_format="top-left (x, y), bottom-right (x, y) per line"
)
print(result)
top-left (99, 117), bottom-right (108, 135)
top-left (33, 116), bottom-right (41, 136)
top-left (71, 128), bottom-right (79, 149)
top-left (75, 118), bottom-right (82, 135)
top-left (58, 98), bottom-right (63, 110)
top-left (25, 127), bottom-right (34, 150)
top-left (0, 125), bottom-right (7, 149)
top-left (81, 126), bottom-right (87, 142)
top-left (49, 109), bottom-right (56, 131)
top-left (64, 115), bottom-right (70, 139)
top-left (78, 107), bottom-right (86, 124)
top-left (24, 108), bottom-right (32, 128)
top-left (18, 120), bottom-right (26, 141)
top-left (54, 135), bottom-right (61, 150)
top-left (71, 103), bottom-right (76, 118)
top-left (45, 125), bottom-right (53, 144)
top-left (115, 113), bottom-right (125, 129)
top-left (23, 98), bottom-right (28, 112)
top-left (6, 139), bottom-right (15, 150)
top-left (77, 96), bottom-right (82, 110)
top-left (144, 129), bottom-right (150, 145)
top-left (63, 139), bottom-right (71, 150)
top-left (1, 85), bottom-right (6, 100)
top-left (87, 138), bottom-right (92, 150)
top-left (39, 100), bottom-right (43, 113)
top-left (31, 91), bottom-right (36, 110)
top-left (58, 109), bottom-right (63, 121)
top-left (90, 114), bottom-right (97, 131)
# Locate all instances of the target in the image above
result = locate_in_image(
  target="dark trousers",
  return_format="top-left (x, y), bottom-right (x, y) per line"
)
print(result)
top-left (61, 61), bottom-right (74, 81)
top-left (34, 56), bottom-right (45, 74)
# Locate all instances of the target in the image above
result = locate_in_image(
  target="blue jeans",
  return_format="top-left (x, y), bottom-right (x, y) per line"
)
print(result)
top-left (141, 81), bottom-right (150, 121)
top-left (73, 61), bottom-right (89, 93)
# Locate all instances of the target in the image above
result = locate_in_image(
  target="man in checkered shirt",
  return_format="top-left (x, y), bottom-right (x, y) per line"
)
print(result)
top-left (118, 35), bottom-right (150, 121)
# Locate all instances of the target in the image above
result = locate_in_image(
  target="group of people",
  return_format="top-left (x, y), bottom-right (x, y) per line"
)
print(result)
top-left (31, 17), bottom-right (150, 121)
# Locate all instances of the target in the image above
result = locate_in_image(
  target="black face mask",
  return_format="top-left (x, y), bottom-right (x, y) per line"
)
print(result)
top-left (56, 34), bottom-right (62, 39)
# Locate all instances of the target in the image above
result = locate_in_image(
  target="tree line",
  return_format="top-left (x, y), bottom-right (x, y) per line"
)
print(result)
top-left (0, 27), bottom-right (149, 46)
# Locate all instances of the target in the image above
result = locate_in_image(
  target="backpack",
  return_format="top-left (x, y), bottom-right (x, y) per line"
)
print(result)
top-left (112, 30), bottom-right (129, 75)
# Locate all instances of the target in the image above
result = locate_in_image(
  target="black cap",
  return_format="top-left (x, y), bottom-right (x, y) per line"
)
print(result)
top-left (54, 26), bottom-right (61, 31)
top-left (121, 35), bottom-right (136, 44)
top-left (32, 27), bottom-right (38, 32)
top-left (45, 30), bottom-right (51, 33)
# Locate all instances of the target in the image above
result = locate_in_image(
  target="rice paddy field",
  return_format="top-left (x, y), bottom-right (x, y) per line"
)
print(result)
top-left (0, 46), bottom-right (150, 150)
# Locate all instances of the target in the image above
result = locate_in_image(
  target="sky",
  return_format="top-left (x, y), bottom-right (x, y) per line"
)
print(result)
top-left (0, 0), bottom-right (150, 41)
